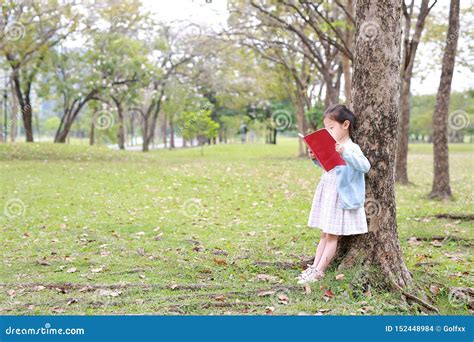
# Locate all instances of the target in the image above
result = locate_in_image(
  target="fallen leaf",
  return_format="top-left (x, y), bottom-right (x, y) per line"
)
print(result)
top-left (94, 289), bottom-right (120, 297)
top-left (91, 266), bottom-right (104, 273)
top-left (407, 237), bottom-right (422, 246)
top-left (278, 294), bottom-right (289, 305)
top-left (324, 289), bottom-right (335, 298)
top-left (67, 298), bottom-right (78, 306)
top-left (265, 306), bottom-right (275, 315)
top-left (214, 295), bottom-right (225, 301)
top-left (335, 273), bottom-right (345, 281)
top-left (429, 285), bottom-right (441, 295)
top-left (213, 258), bottom-right (227, 266)
top-left (256, 274), bottom-right (278, 282)
top-left (257, 290), bottom-right (276, 297)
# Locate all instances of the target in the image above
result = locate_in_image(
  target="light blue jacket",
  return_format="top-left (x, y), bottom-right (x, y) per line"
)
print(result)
top-left (312, 139), bottom-right (371, 209)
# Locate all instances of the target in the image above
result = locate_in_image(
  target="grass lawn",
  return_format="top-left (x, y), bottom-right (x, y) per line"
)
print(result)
top-left (0, 139), bottom-right (472, 315)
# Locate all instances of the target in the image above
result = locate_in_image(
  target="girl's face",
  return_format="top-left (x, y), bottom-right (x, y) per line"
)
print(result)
top-left (323, 117), bottom-right (350, 142)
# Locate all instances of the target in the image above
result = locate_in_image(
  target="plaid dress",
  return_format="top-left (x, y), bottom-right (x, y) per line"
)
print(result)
top-left (307, 167), bottom-right (368, 235)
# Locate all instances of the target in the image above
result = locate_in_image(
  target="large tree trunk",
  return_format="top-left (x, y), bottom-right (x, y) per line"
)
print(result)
top-left (334, 0), bottom-right (412, 289)
top-left (430, 0), bottom-right (459, 199)
top-left (395, 0), bottom-right (434, 184)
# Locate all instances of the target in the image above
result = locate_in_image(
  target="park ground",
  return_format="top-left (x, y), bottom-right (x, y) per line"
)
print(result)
top-left (0, 139), bottom-right (472, 315)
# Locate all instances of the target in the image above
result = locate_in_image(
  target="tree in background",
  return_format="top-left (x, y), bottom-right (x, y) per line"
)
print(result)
top-left (395, 0), bottom-right (437, 184)
top-left (0, 1), bottom-right (77, 142)
top-left (180, 107), bottom-right (219, 156)
top-left (430, 0), bottom-right (460, 199)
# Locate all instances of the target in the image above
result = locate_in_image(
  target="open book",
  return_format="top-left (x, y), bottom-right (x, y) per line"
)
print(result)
top-left (298, 128), bottom-right (346, 172)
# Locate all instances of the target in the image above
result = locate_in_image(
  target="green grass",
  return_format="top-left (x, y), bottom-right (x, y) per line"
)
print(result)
top-left (0, 139), bottom-right (472, 315)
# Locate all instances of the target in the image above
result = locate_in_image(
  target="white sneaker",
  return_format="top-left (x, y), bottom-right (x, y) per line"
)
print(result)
top-left (295, 263), bottom-right (316, 280)
top-left (297, 267), bottom-right (325, 285)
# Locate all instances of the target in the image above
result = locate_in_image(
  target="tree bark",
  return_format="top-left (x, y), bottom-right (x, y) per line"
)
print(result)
top-left (334, 0), bottom-right (413, 289)
top-left (429, 0), bottom-right (459, 199)
top-left (395, 0), bottom-right (434, 184)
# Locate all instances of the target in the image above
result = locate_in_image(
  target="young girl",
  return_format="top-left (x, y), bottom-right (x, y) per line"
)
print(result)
top-left (297, 104), bottom-right (371, 285)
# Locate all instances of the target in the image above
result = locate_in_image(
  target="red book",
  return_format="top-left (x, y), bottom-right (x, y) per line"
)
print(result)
top-left (298, 128), bottom-right (346, 172)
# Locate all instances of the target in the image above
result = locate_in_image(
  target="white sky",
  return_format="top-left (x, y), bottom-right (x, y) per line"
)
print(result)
top-left (17, 0), bottom-right (466, 126)
top-left (142, 0), bottom-right (472, 96)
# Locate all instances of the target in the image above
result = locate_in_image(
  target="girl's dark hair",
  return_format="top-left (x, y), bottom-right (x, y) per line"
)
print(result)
top-left (323, 104), bottom-right (357, 139)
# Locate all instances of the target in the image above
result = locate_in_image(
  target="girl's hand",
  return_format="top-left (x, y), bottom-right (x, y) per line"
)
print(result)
top-left (335, 142), bottom-right (345, 154)
top-left (308, 149), bottom-right (316, 160)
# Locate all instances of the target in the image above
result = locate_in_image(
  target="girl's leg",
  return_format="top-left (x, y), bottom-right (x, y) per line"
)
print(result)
top-left (312, 232), bottom-right (327, 267)
top-left (315, 233), bottom-right (339, 272)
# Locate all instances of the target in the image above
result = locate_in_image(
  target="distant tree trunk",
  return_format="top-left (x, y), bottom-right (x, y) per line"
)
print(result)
top-left (324, 75), bottom-right (338, 107)
top-left (89, 120), bottom-right (95, 146)
top-left (396, 0), bottom-right (435, 184)
top-left (162, 111), bottom-right (167, 148)
top-left (130, 112), bottom-right (135, 146)
top-left (54, 89), bottom-right (98, 143)
top-left (142, 118), bottom-right (150, 152)
top-left (10, 74), bottom-right (18, 143)
top-left (430, 0), bottom-right (459, 199)
top-left (113, 98), bottom-right (125, 150)
top-left (334, 0), bottom-right (413, 290)
top-left (10, 68), bottom-right (33, 142)
top-left (294, 90), bottom-right (308, 157)
top-left (169, 115), bottom-right (175, 149)
top-left (342, 0), bottom-right (354, 105)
